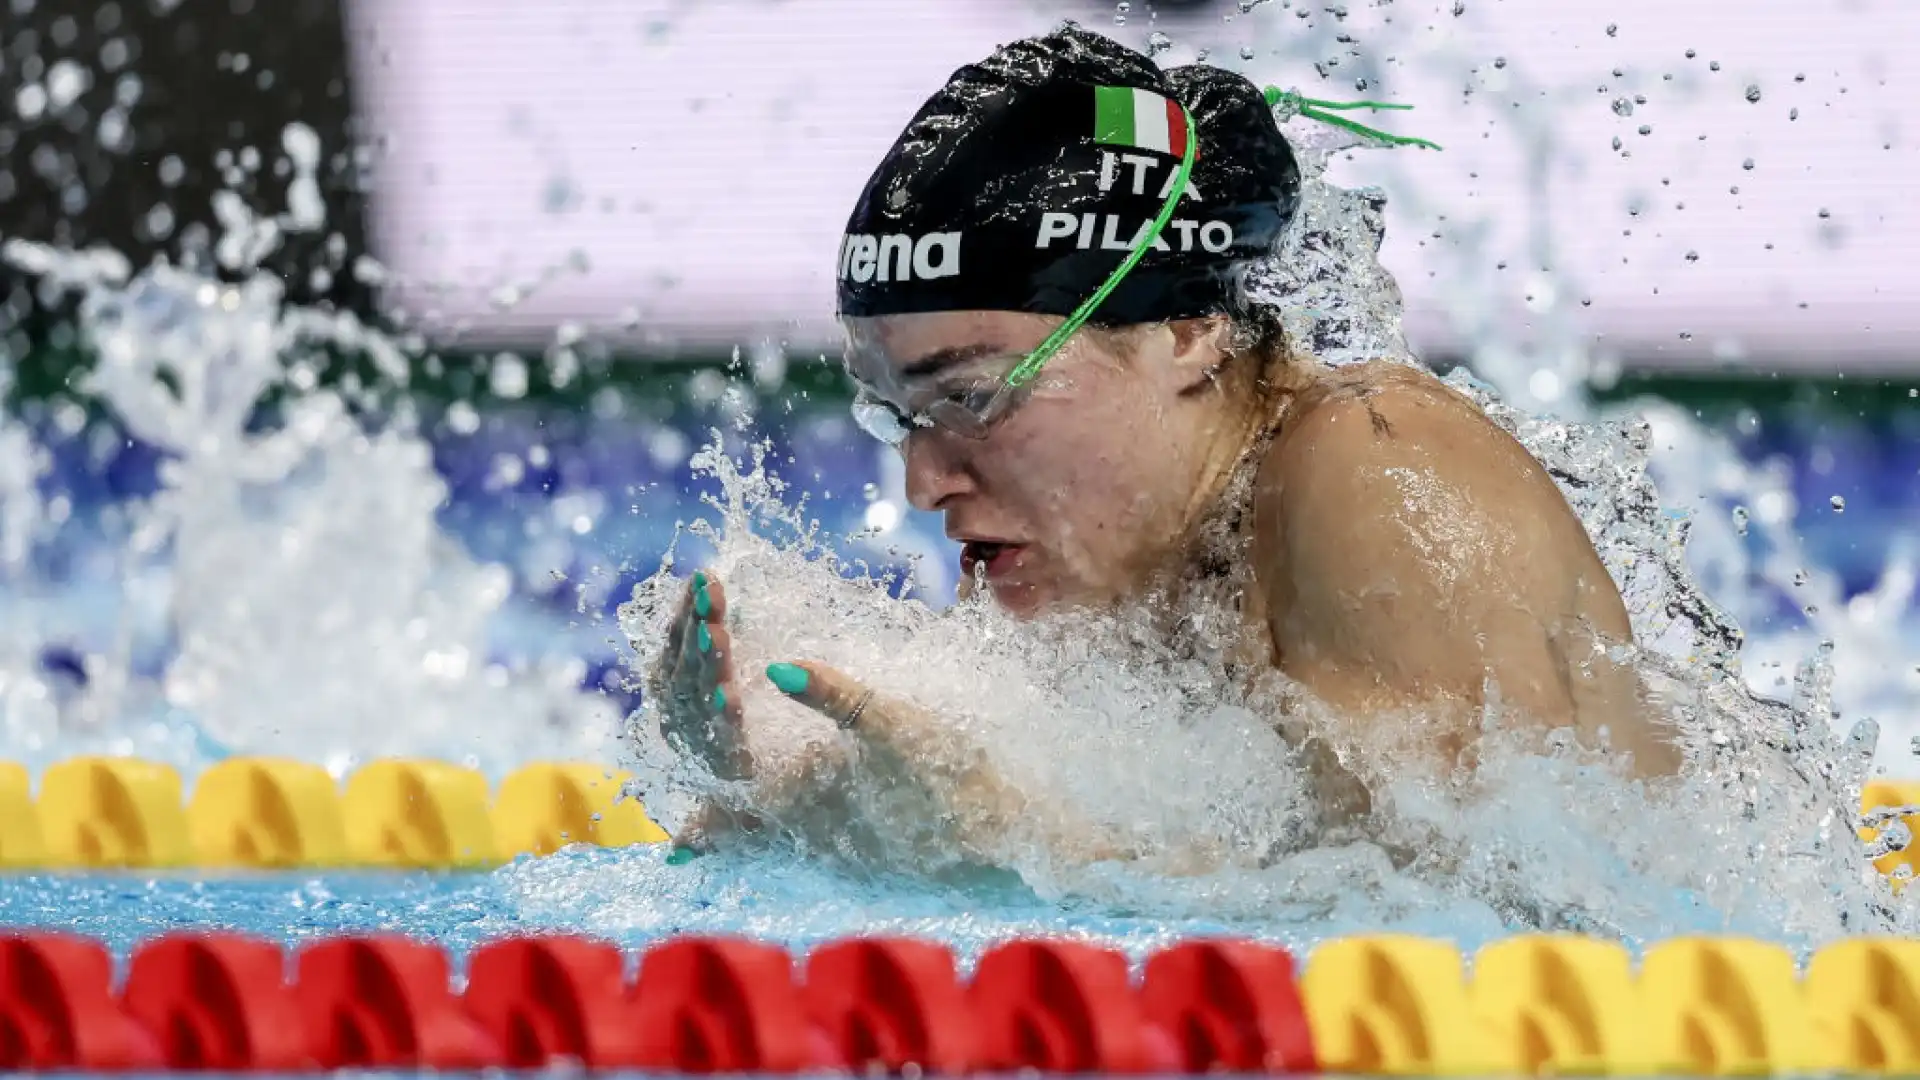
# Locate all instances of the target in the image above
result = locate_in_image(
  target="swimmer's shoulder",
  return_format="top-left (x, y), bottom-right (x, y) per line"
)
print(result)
top-left (1250, 356), bottom-right (1625, 620)
top-left (1259, 359), bottom-right (1513, 488)
top-left (1249, 357), bottom-right (1602, 590)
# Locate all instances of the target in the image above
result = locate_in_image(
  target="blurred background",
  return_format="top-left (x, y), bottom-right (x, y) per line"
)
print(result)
top-left (1, 0), bottom-right (1914, 768)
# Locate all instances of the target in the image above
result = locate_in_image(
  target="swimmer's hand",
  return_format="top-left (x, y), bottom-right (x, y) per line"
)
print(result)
top-left (763, 660), bottom-right (1141, 867)
top-left (647, 572), bottom-right (753, 781)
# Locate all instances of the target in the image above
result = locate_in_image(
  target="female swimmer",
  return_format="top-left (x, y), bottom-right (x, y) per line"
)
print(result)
top-left (648, 24), bottom-right (1680, 856)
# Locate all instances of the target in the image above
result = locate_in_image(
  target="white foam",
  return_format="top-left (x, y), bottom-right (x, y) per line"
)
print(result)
top-left (608, 158), bottom-right (1916, 942)
top-left (0, 244), bottom-right (619, 777)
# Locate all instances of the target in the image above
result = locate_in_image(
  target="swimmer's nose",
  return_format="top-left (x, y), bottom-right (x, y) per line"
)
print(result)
top-left (902, 433), bottom-right (976, 511)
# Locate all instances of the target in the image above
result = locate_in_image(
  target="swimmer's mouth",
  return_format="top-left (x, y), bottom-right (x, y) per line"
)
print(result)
top-left (958, 539), bottom-right (1025, 578)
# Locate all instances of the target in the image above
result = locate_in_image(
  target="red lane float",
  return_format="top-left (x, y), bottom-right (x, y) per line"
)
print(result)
top-left (1142, 939), bottom-right (1318, 1074)
top-left (0, 928), bottom-right (1327, 1073)
top-left (0, 933), bottom-right (160, 1070)
top-left (122, 933), bottom-right (309, 1070)
top-left (970, 939), bottom-right (1173, 1073)
top-left (806, 936), bottom-right (976, 1074)
top-left (296, 935), bottom-right (498, 1069)
top-left (630, 936), bottom-right (827, 1073)
top-left (465, 935), bottom-right (644, 1068)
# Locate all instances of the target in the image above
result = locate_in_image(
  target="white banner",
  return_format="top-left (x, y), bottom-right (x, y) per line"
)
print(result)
top-left (347, 0), bottom-right (1920, 370)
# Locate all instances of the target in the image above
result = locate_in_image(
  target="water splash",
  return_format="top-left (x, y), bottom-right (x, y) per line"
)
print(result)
top-left (0, 314), bottom-right (61, 754)
top-left (0, 4), bottom-right (1908, 951)
top-left (610, 155), bottom-right (1913, 944)
top-left (1, 242), bottom-right (618, 776)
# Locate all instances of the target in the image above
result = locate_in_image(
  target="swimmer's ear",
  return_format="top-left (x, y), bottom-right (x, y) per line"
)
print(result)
top-left (1166, 316), bottom-right (1233, 394)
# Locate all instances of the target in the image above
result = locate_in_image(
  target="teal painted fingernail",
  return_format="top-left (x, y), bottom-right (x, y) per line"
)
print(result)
top-left (693, 571), bottom-right (707, 588)
top-left (697, 622), bottom-right (712, 653)
top-left (711, 687), bottom-right (726, 712)
top-left (666, 846), bottom-right (701, 865)
top-left (765, 663), bottom-right (810, 695)
top-left (693, 582), bottom-right (712, 618)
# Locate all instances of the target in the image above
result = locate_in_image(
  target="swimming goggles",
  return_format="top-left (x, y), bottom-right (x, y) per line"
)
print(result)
top-left (846, 103), bottom-right (1197, 449)
top-left (851, 366), bottom-right (1029, 445)
top-left (850, 89), bottom-right (1436, 446)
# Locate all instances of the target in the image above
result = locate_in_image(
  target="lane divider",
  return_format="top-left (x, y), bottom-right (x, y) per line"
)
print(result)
top-left (1, 930), bottom-right (1918, 1073)
top-left (0, 757), bottom-right (668, 871)
top-left (3, 756), bottom-right (1916, 877)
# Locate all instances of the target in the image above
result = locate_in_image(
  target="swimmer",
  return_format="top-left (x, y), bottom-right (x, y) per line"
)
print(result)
top-left (649, 24), bottom-right (1681, 856)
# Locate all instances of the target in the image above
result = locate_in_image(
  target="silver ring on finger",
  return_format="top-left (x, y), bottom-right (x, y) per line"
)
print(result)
top-left (840, 688), bottom-right (875, 731)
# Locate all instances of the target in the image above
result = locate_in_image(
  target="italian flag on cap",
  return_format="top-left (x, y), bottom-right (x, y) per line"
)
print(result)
top-left (1094, 85), bottom-right (1189, 157)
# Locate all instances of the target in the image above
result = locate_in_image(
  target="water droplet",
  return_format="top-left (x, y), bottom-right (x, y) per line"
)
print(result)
top-left (1731, 506), bottom-right (1750, 536)
top-left (1240, 45), bottom-right (1257, 60)
top-left (1685, 251), bottom-right (1699, 262)
top-left (1710, 60), bottom-right (1721, 71)
top-left (1493, 56), bottom-right (1508, 69)
top-left (1611, 136), bottom-right (1623, 150)
top-left (1451, 0), bottom-right (1465, 13)
top-left (1745, 84), bottom-right (1762, 103)
top-left (1818, 207), bottom-right (1832, 219)
top-left (1742, 157), bottom-right (1756, 170)
top-left (1146, 31), bottom-right (1172, 57)
top-left (1830, 495), bottom-right (1846, 513)
top-left (1794, 72), bottom-right (1807, 82)
top-left (1638, 124), bottom-right (1652, 136)
top-left (1605, 22), bottom-right (1618, 36)
top-left (1612, 97), bottom-right (1634, 116)
top-left (489, 353), bottom-right (530, 400)
top-left (1678, 330), bottom-right (1693, 340)
top-left (862, 483), bottom-right (879, 502)
top-left (1353, 77), bottom-right (1370, 91)
top-left (1793, 569), bottom-right (1809, 586)
top-left (1685, 49), bottom-right (1697, 58)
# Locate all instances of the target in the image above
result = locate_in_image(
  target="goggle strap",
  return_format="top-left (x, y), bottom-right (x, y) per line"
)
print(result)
top-left (1004, 104), bottom-right (1199, 389)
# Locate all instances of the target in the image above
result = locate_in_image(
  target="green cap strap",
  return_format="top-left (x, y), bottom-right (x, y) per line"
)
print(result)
top-left (1004, 103), bottom-right (1200, 388)
top-left (1263, 87), bottom-right (1443, 151)
top-left (1000, 88), bottom-right (1434, 395)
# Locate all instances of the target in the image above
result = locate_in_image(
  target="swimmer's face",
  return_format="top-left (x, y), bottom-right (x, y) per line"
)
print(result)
top-left (844, 311), bottom-right (1229, 616)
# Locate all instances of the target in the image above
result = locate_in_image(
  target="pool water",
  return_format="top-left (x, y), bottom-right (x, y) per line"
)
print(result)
top-left (4, 353), bottom-right (1918, 946)
top-left (0, 202), bottom-right (1915, 1080)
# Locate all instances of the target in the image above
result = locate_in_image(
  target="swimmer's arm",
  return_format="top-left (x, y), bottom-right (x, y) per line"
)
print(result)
top-left (771, 662), bottom-right (1208, 870)
top-left (1251, 373), bottom-right (1679, 774)
top-left (672, 742), bottom-right (854, 854)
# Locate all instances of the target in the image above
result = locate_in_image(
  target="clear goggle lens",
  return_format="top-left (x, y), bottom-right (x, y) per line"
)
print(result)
top-left (852, 380), bottom-right (1014, 445)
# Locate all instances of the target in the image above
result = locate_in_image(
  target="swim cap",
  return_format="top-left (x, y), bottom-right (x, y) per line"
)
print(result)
top-left (836, 24), bottom-right (1301, 326)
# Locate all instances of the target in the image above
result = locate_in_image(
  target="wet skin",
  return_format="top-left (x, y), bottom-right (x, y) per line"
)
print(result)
top-left (652, 310), bottom-right (1682, 857)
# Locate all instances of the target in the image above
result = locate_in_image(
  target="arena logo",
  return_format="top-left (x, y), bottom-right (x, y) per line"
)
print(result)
top-left (1034, 211), bottom-right (1234, 254)
top-left (838, 231), bottom-right (962, 283)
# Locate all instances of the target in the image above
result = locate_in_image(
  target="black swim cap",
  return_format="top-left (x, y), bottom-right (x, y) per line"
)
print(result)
top-left (835, 24), bottom-right (1301, 327)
